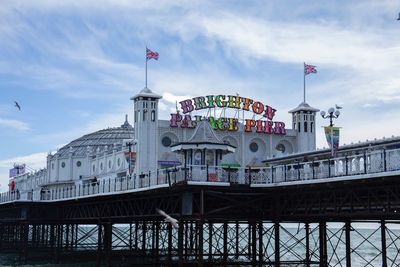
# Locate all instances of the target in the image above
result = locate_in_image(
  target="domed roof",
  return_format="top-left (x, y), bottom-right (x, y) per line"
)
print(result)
top-left (53, 117), bottom-right (134, 157)
top-left (288, 102), bottom-right (319, 113)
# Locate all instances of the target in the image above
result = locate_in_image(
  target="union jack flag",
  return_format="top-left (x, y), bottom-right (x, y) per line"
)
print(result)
top-left (304, 64), bottom-right (317, 75)
top-left (146, 48), bottom-right (159, 61)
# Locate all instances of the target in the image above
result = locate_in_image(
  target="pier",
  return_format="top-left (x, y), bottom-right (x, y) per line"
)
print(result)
top-left (1, 140), bottom-right (400, 266)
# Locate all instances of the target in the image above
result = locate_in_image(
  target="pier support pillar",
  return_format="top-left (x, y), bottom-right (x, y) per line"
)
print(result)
top-left (305, 223), bottom-right (310, 267)
top-left (274, 222), bottom-right (280, 267)
top-left (319, 222), bottom-right (327, 267)
top-left (103, 223), bottom-right (112, 267)
top-left (345, 221), bottom-right (351, 267)
top-left (381, 220), bottom-right (387, 267)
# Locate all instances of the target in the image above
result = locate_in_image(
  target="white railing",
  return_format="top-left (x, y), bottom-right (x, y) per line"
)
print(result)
top-left (2, 147), bottom-right (400, 203)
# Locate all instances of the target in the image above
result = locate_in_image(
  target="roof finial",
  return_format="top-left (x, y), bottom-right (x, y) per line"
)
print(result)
top-left (121, 114), bottom-right (131, 128)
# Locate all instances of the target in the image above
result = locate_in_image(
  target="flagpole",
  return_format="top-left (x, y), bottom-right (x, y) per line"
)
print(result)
top-left (303, 62), bottom-right (306, 103)
top-left (145, 47), bottom-right (148, 88)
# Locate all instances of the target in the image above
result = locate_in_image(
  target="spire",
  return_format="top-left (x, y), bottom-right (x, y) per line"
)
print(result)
top-left (121, 114), bottom-right (132, 128)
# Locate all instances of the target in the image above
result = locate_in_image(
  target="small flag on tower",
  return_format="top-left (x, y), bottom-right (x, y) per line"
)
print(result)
top-left (304, 64), bottom-right (317, 75)
top-left (146, 48), bottom-right (159, 61)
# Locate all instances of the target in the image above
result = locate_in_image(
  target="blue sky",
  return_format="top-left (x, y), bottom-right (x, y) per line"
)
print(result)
top-left (1, 0), bottom-right (400, 190)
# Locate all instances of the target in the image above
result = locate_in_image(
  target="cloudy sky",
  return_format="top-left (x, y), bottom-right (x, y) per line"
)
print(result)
top-left (1, 0), bottom-right (400, 191)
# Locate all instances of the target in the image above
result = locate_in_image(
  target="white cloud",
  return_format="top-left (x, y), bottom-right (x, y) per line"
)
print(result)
top-left (0, 117), bottom-right (30, 131)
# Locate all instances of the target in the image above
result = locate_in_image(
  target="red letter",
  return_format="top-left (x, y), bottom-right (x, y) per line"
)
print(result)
top-left (244, 119), bottom-right (256, 132)
top-left (263, 105), bottom-right (276, 120)
top-left (263, 121), bottom-right (274, 134)
top-left (252, 101), bottom-right (265, 114)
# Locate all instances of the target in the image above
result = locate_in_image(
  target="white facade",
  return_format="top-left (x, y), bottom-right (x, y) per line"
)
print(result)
top-left (9, 88), bottom-right (318, 200)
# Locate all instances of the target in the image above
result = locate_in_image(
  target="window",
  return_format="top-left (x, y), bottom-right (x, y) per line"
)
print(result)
top-left (311, 122), bottom-right (313, 133)
top-left (162, 136), bottom-right (172, 147)
top-left (61, 162), bottom-right (66, 168)
top-left (51, 163), bottom-right (54, 170)
top-left (276, 143), bottom-right (285, 153)
top-left (108, 160), bottom-right (112, 168)
top-left (249, 142), bottom-right (258, 152)
top-left (298, 122), bottom-right (301, 132)
top-left (143, 110), bottom-right (147, 121)
top-left (100, 163), bottom-right (103, 170)
top-left (76, 161), bottom-right (81, 167)
top-left (93, 165), bottom-right (96, 172)
top-left (304, 121), bottom-right (308, 132)
top-left (151, 110), bottom-right (155, 121)
top-left (134, 111), bottom-right (137, 122)
top-left (117, 158), bottom-right (121, 167)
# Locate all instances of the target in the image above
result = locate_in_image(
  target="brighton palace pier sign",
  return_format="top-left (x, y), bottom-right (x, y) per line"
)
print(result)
top-left (169, 95), bottom-right (286, 135)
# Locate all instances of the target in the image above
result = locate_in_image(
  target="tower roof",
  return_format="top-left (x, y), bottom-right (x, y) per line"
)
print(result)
top-left (130, 87), bottom-right (162, 100)
top-left (288, 102), bottom-right (319, 113)
top-left (188, 120), bottom-right (223, 144)
top-left (170, 120), bottom-right (236, 153)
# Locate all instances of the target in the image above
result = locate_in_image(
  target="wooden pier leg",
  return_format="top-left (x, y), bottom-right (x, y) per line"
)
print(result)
top-left (319, 222), bottom-right (327, 267)
top-left (65, 224), bottom-right (70, 251)
top-left (208, 222), bottom-right (213, 262)
top-left (178, 220), bottom-right (184, 267)
top-left (198, 220), bottom-right (204, 267)
top-left (96, 223), bottom-right (103, 267)
top-left (70, 224), bottom-right (74, 251)
top-left (252, 221), bottom-right (257, 266)
top-left (31, 224), bottom-right (36, 249)
top-left (142, 221), bottom-right (146, 255)
top-left (50, 224), bottom-right (55, 260)
top-left (305, 223), bottom-right (310, 267)
top-left (155, 221), bottom-right (160, 265)
top-left (235, 221), bottom-right (239, 259)
top-left (223, 222), bottom-right (228, 266)
top-left (345, 221), bottom-right (351, 267)
top-left (258, 221), bottom-right (263, 267)
top-left (129, 223), bottom-right (132, 251)
top-left (104, 223), bottom-right (112, 267)
top-left (168, 223), bottom-right (172, 265)
top-left (19, 222), bottom-right (28, 264)
top-left (134, 221), bottom-right (138, 250)
top-left (381, 220), bottom-right (387, 267)
top-left (274, 222), bottom-right (280, 267)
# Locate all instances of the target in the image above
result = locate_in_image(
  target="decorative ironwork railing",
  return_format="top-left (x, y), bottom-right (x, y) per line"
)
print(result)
top-left (1, 147), bottom-right (400, 202)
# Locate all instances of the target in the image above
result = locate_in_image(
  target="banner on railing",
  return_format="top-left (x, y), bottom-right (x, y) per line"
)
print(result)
top-left (324, 126), bottom-right (340, 156)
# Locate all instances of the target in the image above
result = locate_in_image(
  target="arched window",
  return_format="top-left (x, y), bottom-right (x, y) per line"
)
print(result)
top-left (310, 122), bottom-right (313, 133)
top-left (143, 110), bottom-right (147, 121)
top-left (304, 121), bottom-right (308, 132)
top-left (298, 122), bottom-right (301, 132)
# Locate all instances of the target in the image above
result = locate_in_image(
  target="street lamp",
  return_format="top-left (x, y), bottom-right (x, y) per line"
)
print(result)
top-left (320, 107), bottom-right (340, 126)
top-left (125, 140), bottom-right (136, 177)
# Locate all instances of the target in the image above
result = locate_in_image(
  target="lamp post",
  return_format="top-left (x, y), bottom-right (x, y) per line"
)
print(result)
top-left (125, 141), bottom-right (134, 177)
top-left (320, 107), bottom-right (340, 126)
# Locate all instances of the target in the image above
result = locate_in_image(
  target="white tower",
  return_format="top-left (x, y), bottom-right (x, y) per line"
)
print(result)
top-left (289, 102), bottom-right (319, 153)
top-left (131, 87), bottom-right (162, 175)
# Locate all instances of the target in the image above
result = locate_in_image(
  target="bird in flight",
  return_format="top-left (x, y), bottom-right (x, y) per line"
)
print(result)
top-left (14, 101), bottom-right (21, 111)
top-left (156, 208), bottom-right (179, 229)
top-left (335, 104), bottom-right (343, 110)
